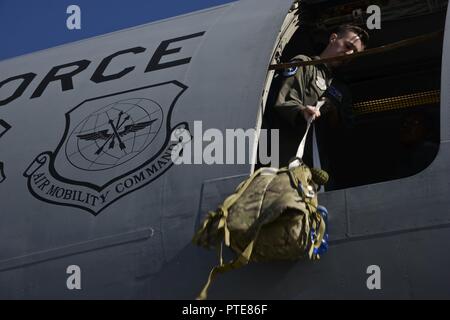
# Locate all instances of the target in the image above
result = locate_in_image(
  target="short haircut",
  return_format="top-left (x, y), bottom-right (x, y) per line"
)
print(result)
top-left (332, 24), bottom-right (369, 48)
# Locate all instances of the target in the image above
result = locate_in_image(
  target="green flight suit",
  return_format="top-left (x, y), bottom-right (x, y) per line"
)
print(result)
top-left (268, 54), bottom-right (334, 168)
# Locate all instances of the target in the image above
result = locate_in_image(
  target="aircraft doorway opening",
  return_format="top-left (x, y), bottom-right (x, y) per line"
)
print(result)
top-left (259, 0), bottom-right (446, 191)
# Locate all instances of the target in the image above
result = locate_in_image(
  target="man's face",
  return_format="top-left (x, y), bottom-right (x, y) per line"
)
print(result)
top-left (326, 31), bottom-right (365, 67)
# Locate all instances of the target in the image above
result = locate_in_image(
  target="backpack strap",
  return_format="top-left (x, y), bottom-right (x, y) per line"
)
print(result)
top-left (287, 167), bottom-right (326, 259)
top-left (290, 99), bottom-right (326, 169)
top-left (193, 167), bottom-right (268, 247)
top-left (197, 240), bottom-right (256, 300)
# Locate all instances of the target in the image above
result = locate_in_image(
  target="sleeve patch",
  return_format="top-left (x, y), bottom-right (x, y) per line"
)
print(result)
top-left (283, 66), bottom-right (298, 77)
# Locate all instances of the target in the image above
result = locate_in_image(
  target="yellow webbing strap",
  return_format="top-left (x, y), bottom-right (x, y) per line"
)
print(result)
top-left (306, 202), bottom-right (326, 260)
top-left (192, 210), bottom-right (220, 247)
top-left (197, 240), bottom-right (256, 300)
top-left (193, 168), bottom-right (266, 247)
top-left (216, 167), bottom-right (268, 246)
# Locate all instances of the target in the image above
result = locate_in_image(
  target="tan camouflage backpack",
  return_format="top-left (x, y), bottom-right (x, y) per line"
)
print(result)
top-left (192, 163), bottom-right (329, 300)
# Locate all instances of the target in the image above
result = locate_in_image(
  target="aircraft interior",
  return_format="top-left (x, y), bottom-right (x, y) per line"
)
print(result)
top-left (263, 0), bottom-right (447, 190)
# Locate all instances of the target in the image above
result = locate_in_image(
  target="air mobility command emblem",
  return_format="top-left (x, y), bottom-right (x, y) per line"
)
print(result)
top-left (24, 81), bottom-right (188, 215)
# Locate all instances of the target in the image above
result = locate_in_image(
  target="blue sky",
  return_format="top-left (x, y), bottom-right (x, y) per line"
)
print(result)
top-left (0, 0), bottom-right (236, 61)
